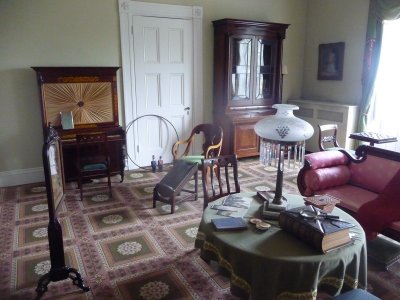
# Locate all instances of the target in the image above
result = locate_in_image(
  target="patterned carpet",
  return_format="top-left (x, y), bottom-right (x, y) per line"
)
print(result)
top-left (0, 158), bottom-right (399, 300)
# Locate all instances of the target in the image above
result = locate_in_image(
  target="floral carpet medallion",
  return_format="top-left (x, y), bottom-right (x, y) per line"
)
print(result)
top-left (130, 183), bottom-right (157, 199)
top-left (13, 247), bottom-right (82, 291)
top-left (18, 183), bottom-right (48, 198)
top-left (116, 266), bottom-right (192, 300)
top-left (97, 230), bottom-right (163, 268)
top-left (80, 192), bottom-right (119, 208)
top-left (165, 219), bottom-right (202, 249)
top-left (125, 170), bottom-right (158, 182)
top-left (150, 202), bottom-right (195, 216)
top-left (86, 208), bottom-right (139, 233)
top-left (16, 199), bottom-right (49, 219)
top-left (16, 218), bottom-right (73, 248)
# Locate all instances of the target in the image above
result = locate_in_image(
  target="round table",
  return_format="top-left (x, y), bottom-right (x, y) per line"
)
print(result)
top-left (194, 193), bottom-right (367, 300)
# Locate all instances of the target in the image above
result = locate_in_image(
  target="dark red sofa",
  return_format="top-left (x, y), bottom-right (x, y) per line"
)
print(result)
top-left (297, 145), bottom-right (400, 241)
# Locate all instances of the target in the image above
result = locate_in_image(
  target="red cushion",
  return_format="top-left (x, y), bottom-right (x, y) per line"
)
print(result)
top-left (305, 151), bottom-right (349, 170)
top-left (319, 185), bottom-right (378, 212)
top-left (303, 165), bottom-right (351, 196)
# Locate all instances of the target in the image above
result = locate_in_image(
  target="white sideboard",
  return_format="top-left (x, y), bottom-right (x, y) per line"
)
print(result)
top-left (288, 99), bottom-right (359, 153)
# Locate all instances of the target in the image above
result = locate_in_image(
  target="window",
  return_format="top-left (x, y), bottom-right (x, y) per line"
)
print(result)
top-left (367, 19), bottom-right (400, 151)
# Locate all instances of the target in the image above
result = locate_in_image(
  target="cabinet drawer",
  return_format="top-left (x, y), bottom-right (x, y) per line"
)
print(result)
top-left (234, 123), bottom-right (260, 158)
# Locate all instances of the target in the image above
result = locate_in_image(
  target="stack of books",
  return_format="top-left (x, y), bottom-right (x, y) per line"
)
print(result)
top-left (279, 206), bottom-right (354, 253)
top-left (210, 194), bottom-right (252, 231)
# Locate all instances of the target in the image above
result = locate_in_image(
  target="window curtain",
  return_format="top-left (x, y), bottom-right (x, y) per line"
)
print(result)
top-left (358, 0), bottom-right (400, 131)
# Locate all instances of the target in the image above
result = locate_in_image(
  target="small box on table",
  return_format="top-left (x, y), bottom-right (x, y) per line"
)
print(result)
top-left (304, 194), bottom-right (341, 213)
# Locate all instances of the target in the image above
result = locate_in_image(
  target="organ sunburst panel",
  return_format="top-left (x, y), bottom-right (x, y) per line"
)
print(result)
top-left (32, 67), bottom-right (120, 131)
top-left (42, 82), bottom-right (113, 126)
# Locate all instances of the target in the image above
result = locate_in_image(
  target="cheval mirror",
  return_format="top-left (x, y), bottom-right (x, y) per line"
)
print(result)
top-left (35, 125), bottom-right (90, 299)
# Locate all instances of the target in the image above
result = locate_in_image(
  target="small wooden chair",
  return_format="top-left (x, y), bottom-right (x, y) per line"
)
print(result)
top-left (172, 123), bottom-right (223, 162)
top-left (201, 154), bottom-right (240, 210)
top-left (172, 123), bottom-right (223, 188)
top-left (76, 132), bottom-right (112, 201)
top-left (318, 124), bottom-right (341, 151)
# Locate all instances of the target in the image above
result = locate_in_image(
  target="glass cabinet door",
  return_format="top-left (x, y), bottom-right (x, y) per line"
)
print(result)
top-left (231, 38), bottom-right (252, 102)
top-left (255, 39), bottom-right (275, 103)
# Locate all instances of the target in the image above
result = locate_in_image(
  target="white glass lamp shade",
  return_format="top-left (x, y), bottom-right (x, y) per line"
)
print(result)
top-left (254, 104), bottom-right (314, 143)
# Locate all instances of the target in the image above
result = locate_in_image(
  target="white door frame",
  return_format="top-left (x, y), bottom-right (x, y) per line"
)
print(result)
top-left (118, 0), bottom-right (203, 169)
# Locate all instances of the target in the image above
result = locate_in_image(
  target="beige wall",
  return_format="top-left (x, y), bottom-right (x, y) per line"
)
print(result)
top-left (0, 0), bottom-right (369, 181)
top-left (0, 0), bottom-right (121, 172)
top-left (302, 0), bottom-right (369, 104)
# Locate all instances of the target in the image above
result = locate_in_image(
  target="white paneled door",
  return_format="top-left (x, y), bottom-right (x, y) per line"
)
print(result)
top-left (119, 1), bottom-right (203, 169)
top-left (132, 16), bottom-right (192, 167)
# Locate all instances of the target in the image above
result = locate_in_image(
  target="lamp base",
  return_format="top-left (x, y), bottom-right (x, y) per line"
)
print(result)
top-left (262, 195), bottom-right (288, 219)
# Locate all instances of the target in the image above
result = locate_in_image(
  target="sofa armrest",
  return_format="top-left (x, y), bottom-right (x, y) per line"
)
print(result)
top-left (297, 165), bottom-right (351, 196)
top-left (304, 150), bottom-right (349, 170)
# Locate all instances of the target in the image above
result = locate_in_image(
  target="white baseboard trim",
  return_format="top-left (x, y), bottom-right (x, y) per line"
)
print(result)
top-left (0, 167), bottom-right (44, 187)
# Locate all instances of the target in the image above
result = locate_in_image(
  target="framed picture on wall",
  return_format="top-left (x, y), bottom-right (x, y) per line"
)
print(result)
top-left (318, 42), bottom-right (345, 80)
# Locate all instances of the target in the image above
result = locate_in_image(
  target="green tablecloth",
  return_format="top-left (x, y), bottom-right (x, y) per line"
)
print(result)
top-left (195, 193), bottom-right (367, 300)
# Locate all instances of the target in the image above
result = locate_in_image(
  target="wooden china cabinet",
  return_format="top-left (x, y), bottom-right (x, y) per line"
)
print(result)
top-left (212, 19), bottom-right (289, 158)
